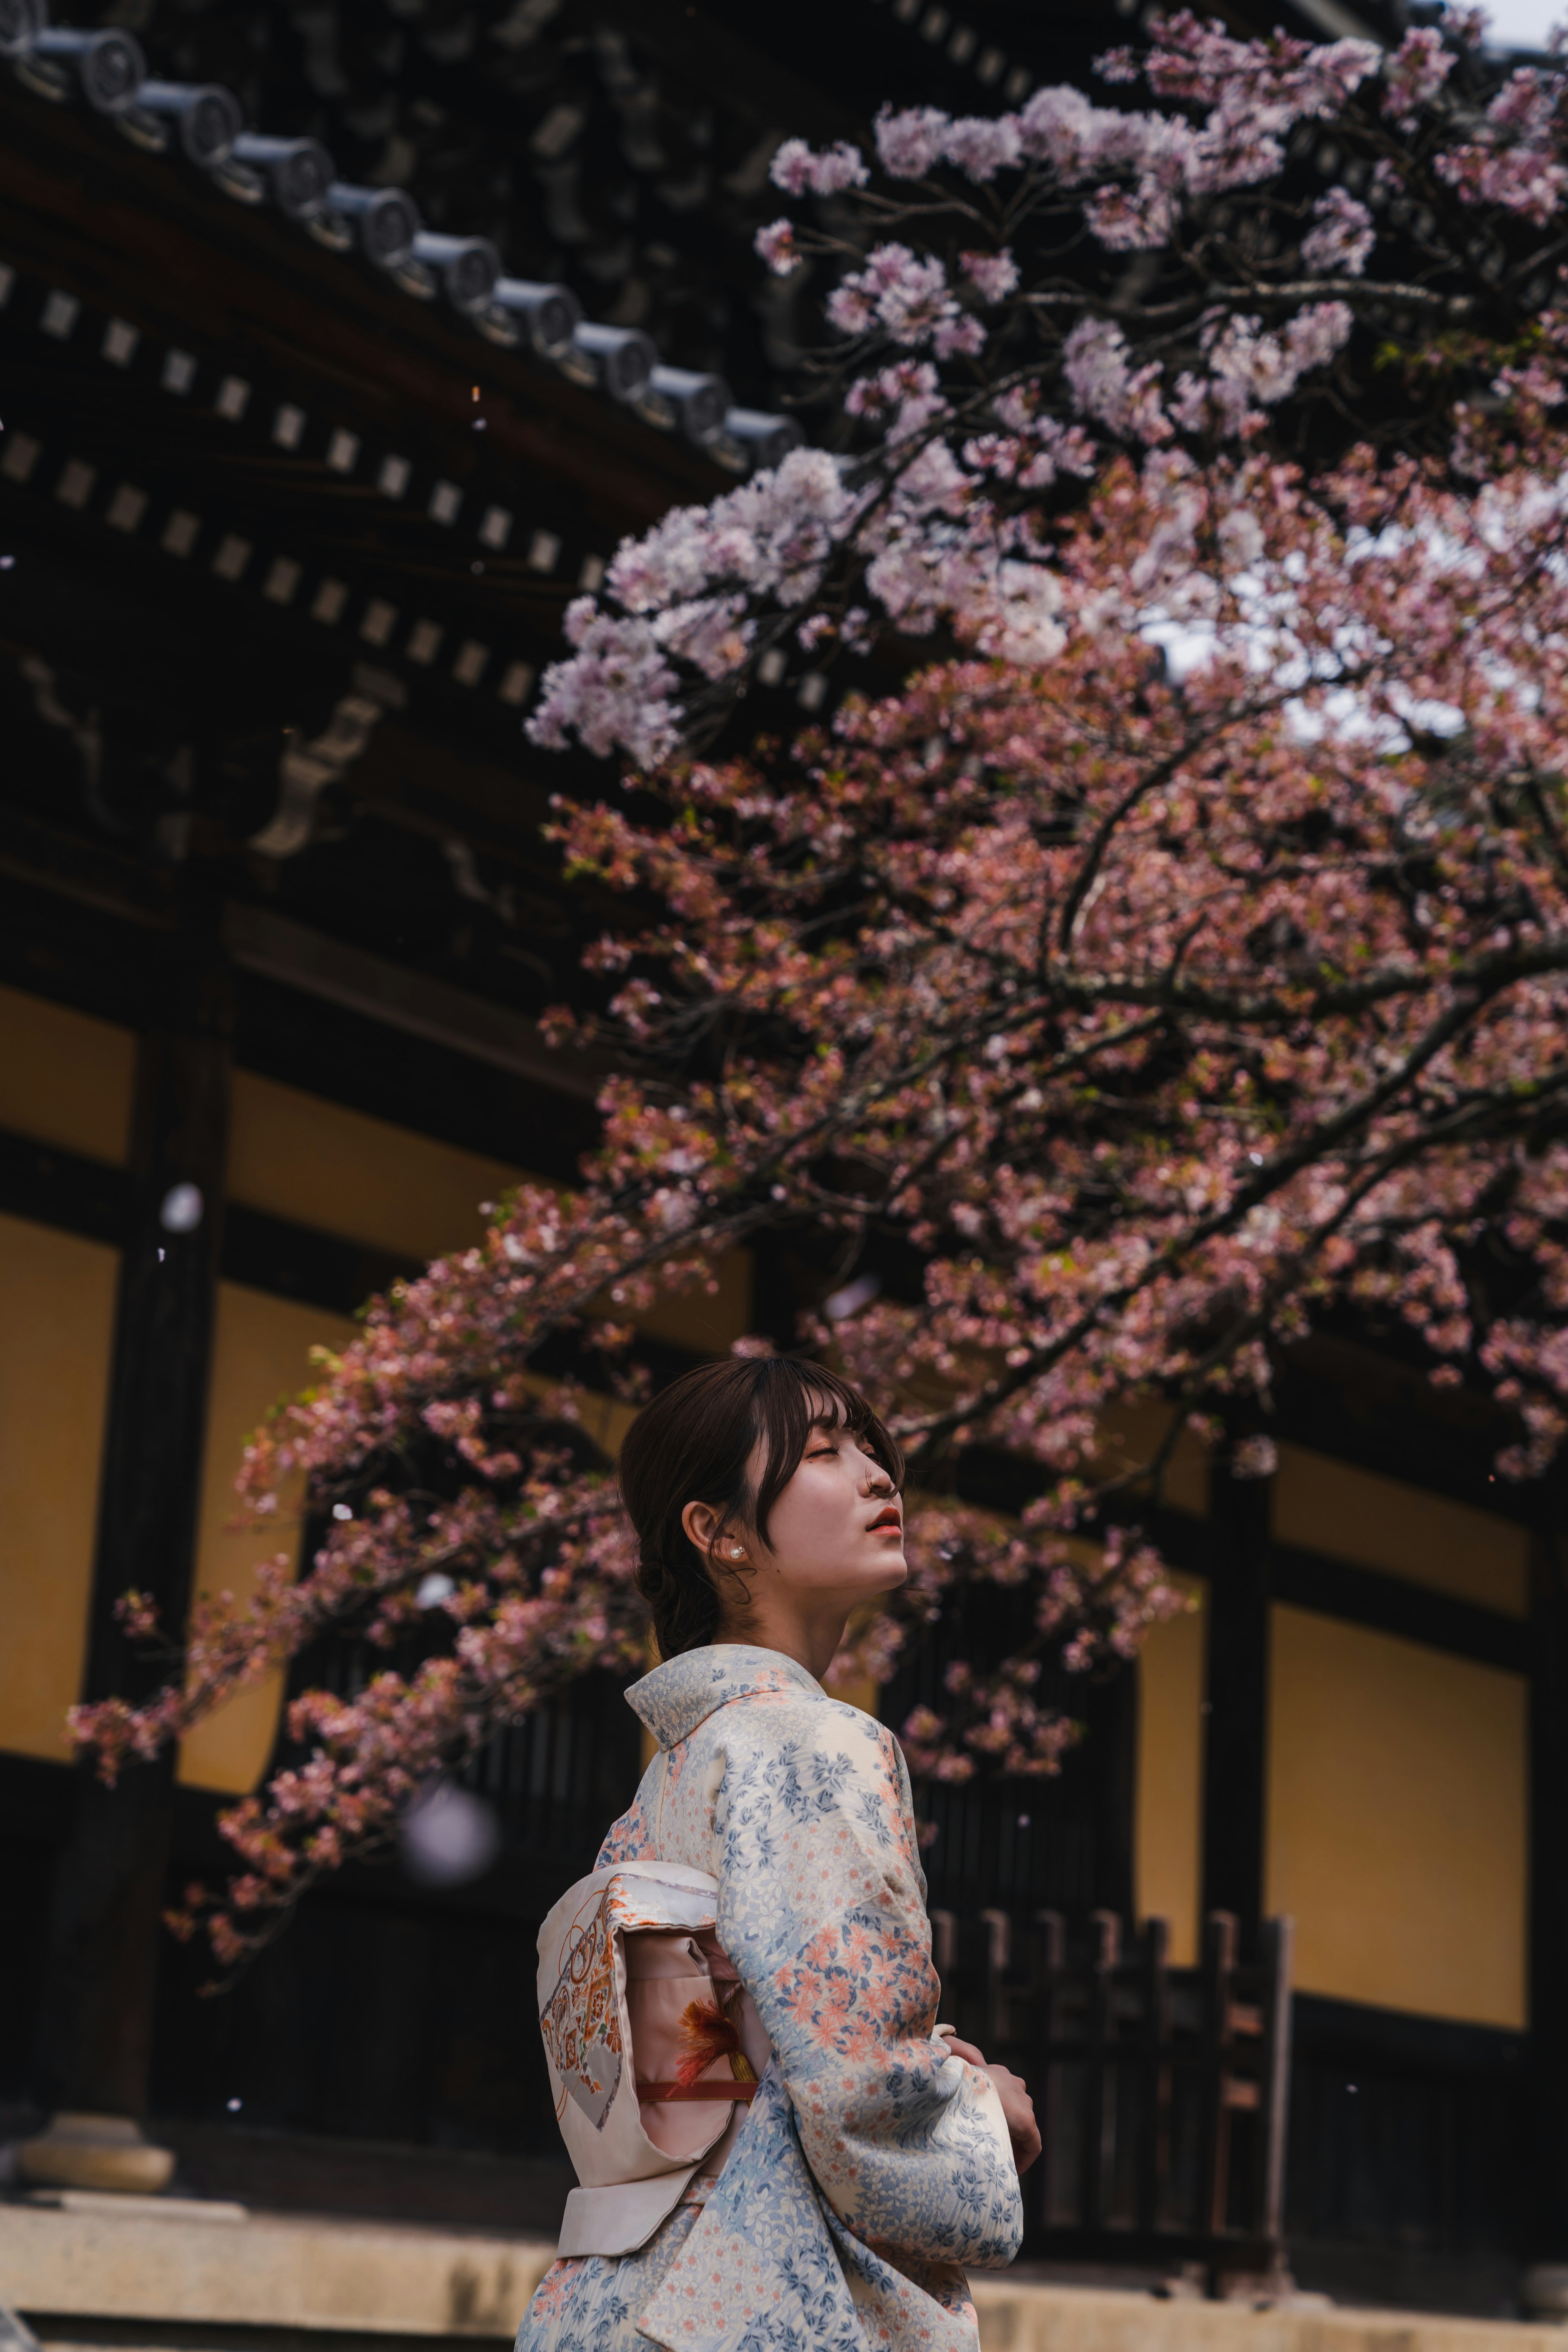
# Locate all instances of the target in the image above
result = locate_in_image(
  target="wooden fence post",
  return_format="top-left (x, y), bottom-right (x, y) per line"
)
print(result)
top-left (1035, 1909), bottom-right (1065, 2231)
top-left (1082, 1909), bottom-right (1120, 2232)
top-left (1138, 1914), bottom-right (1171, 2233)
top-left (1257, 1914), bottom-right (1295, 2259)
top-left (1200, 1909), bottom-right (1240, 2243)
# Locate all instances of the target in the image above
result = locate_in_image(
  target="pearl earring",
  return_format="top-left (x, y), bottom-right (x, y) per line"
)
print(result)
top-left (729, 1544), bottom-right (745, 1559)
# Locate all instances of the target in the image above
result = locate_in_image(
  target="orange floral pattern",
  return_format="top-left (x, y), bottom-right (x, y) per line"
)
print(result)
top-left (538, 1885), bottom-right (622, 2128)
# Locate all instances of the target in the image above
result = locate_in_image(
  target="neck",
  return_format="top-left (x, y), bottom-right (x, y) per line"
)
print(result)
top-left (713, 1597), bottom-right (849, 1685)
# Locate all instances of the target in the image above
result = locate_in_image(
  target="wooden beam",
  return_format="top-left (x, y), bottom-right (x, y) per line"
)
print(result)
top-left (1268, 1542), bottom-right (1528, 1673)
top-left (224, 903), bottom-right (606, 1102)
top-left (1277, 1332), bottom-right (1530, 1524)
top-left (0, 1126), bottom-right (127, 1248)
top-left (36, 941), bottom-right (232, 2120)
top-left (0, 801), bottom-right (179, 938)
top-left (0, 82), bottom-right (717, 537)
top-left (1202, 1460), bottom-right (1272, 1942)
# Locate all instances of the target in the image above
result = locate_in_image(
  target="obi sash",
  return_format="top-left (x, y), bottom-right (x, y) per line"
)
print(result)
top-left (535, 1861), bottom-right (767, 2259)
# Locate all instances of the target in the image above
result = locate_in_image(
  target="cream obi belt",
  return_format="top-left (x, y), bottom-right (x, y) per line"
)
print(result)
top-left (536, 1861), bottom-right (768, 2260)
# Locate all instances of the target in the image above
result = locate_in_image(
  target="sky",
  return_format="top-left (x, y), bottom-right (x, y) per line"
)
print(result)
top-left (1482, 0), bottom-right (1561, 46)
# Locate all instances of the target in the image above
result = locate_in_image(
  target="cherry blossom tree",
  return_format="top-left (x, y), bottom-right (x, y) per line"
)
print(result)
top-left (532, 7), bottom-right (1568, 762)
top-left (71, 7), bottom-right (1568, 1970)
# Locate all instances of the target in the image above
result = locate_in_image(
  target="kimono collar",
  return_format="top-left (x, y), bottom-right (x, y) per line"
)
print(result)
top-left (626, 1644), bottom-right (825, 1752)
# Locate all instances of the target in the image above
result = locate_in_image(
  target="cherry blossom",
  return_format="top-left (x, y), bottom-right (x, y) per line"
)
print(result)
top-left (770, 136), bottom-right (868, 196)
top-left (1300, 187), bottom-right (1376, 274)
top-left (536, 7), bottom-right (1568, 764)
top-left (960, 249), bottom-right (1021, 303)
top-left (754, 220), bottom-right (799, 275)
top-left (67, 16), bottom-right (1568, 1971)
top-left (1382, 26), bottom-right (1457, 129)
top-left (78, 397), bottom-right (1568, 1964)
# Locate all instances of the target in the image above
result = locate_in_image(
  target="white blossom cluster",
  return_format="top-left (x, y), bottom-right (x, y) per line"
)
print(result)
top-left (528, 12), bottom-right (1568, 764)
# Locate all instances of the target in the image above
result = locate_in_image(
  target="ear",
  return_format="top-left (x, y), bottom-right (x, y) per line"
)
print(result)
top-left (682, 1499), bottom-right (736, 1561)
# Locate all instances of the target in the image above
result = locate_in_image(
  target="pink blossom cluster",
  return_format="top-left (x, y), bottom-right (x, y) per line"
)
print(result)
top-left (826, 245), bottom-right (986, 359)
top-left (1382, 24), bottom-right (1456, 129)
top-left (832, 1507), bottom-right (1185, 1776)
top-left (1301, 187), bottom-right (1377, 274)
top-left (67, 19), bottom-right (1568, 1963)
top-left (533, 9), bottom-right (1568, 764)
top-left (1436, 69), bottom-right (1568, 222)
top-left (770, 136), bottom-right (869, 196)
top-left (530, 447), bottom-right (859, 765)
top-left (78, 394), bottom-right (1568, 1958)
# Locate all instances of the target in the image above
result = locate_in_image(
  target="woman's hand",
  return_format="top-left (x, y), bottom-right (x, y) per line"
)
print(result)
top-left (942, 2034), bottom-right (1042, 2178)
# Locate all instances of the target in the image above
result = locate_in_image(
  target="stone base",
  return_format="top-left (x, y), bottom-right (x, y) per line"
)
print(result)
top-left (17, 2114), bottom-right (176, 2197)
top-left (0, 2198), bottom-right (551, 2336)
top-left (1522, 2267), bottom-right (1568, 2319)
top-left (3, 2200), bottom-right (1566, 2352)
top-left (24, 2189), bottom-right (246, 2224)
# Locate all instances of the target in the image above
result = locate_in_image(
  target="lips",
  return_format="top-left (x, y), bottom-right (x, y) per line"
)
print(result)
top-left (869, 1507), bottom-right (902, 1532)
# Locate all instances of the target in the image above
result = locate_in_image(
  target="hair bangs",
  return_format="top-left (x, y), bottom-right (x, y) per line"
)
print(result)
top-left (747, 1359), bottom-right (903, 1544)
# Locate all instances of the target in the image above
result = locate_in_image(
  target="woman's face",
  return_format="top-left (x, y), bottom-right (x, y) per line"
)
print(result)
top-left (746, 1407), bottom-right (907, 1606)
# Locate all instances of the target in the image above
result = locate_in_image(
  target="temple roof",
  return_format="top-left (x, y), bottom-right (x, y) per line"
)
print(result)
top-left (0, 0), bottom-right (1400, 1084)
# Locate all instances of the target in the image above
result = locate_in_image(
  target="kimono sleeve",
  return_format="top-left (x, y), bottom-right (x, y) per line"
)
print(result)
top-left (712, 1697), bottom-right (1023, 2272)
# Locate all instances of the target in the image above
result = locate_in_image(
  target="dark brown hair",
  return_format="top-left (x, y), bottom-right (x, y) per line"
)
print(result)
top-left (619, 1355), bottom-right (904, 1659)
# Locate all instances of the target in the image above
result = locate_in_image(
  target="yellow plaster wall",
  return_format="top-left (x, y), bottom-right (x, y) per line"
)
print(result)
top-left (568, 1387), bottom-right (640, 1461)
top-left (1096, 1399), bottom-right (1210, 1518)
top-left (227, 1070), bottom-right (519, 1262)
top-left (0, 981), bottom-right (135, 1165)
top-left (1134, 1573), bottom-right (1206, 1966)
top-left (1273, 1445), bottom-right (1528, 1617)
top-left (227, 1069), bottom-right (752, 1353)
top-left (0, 1211), bottom-right (118, 1760)
top-left (1265, 1604), bottom-right (1527, 2027)
top-left (178, 1283), bottom-right (359, 1794)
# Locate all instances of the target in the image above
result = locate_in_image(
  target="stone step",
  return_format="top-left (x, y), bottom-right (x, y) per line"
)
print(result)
top-left (7, 2202), bottom-right (1568, 2352)
top-left (1, 2204), bottom-right (549, 2341)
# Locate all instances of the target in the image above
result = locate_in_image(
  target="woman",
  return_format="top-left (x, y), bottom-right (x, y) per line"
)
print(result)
top-left (518, 1354), bottom-right (1038, 2352)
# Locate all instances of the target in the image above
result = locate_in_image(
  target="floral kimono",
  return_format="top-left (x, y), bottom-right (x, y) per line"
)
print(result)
top-left (517, 1644), bottom-right (1022, 2352)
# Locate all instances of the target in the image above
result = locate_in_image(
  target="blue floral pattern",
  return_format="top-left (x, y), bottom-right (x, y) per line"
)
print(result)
top-left (516, 1645), bottom-right (1022, 2352)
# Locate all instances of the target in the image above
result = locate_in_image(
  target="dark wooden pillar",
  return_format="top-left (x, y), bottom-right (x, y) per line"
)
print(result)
top-left (1528, 1481), bottom-right (1568, 2257)
top-left (749, 1229), bottom-right (811, 1351)
top-left (38, 940), bottom-right (232, 2120)
top-left (1092, 1655), bottom-right (1138, 1922)
top-left (1201, 1458), bottom-right (1273, 1947)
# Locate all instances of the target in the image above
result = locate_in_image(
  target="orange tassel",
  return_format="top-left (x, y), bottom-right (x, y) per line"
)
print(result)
top-left (675, 1994), bottom-right (758, 2091)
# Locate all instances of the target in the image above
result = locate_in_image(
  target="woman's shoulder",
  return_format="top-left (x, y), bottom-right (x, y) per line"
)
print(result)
top-left (721, 1682), bottom-right (895, 1764)
top-left (714, 1687), bottom-right (909, 1826)
top-left (713, 1690), bottom-right (923, 1902)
